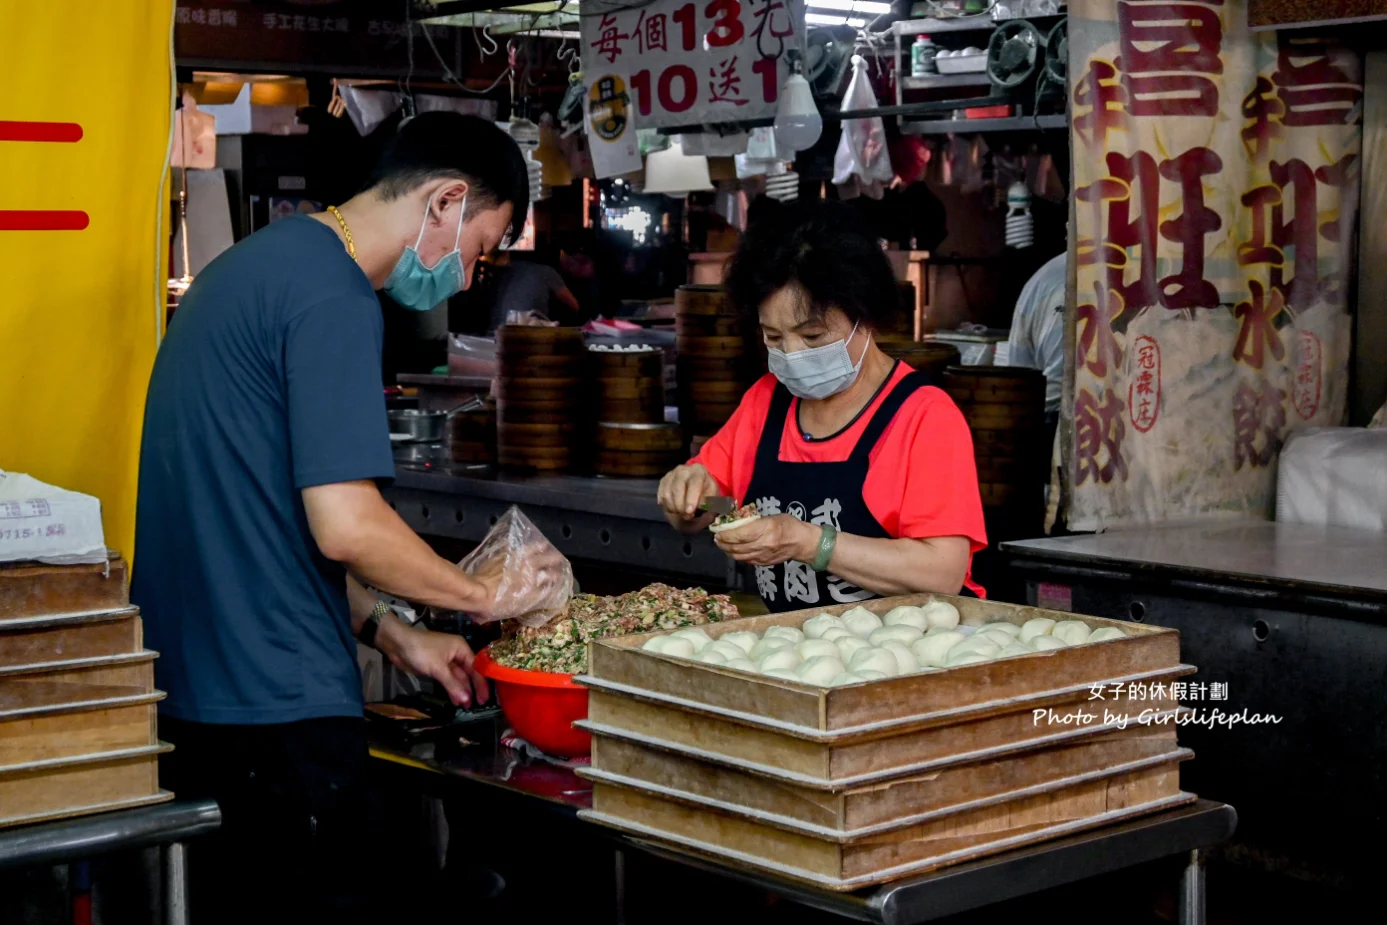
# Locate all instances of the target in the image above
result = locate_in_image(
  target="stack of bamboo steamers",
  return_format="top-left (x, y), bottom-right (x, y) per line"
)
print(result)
top-left (591, 346), bottom-right (682, 477)
top-left (496, 325), bottom-right (588, 471)
top-left (944, 365), bottom-right (1047, 597)
top-left (675, 284), bottom-right (764, 457)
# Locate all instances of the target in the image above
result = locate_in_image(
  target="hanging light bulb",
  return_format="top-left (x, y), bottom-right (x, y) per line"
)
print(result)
top-left (773, 57), bottom-right (823, 154)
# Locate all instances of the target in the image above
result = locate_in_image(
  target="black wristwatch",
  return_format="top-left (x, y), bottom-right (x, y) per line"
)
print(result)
top-left (358, 601), bottom-right (390, 647)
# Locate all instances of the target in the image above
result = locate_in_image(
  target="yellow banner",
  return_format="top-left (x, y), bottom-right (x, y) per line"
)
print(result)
top-left (0, 2), bottom-right (174, 558)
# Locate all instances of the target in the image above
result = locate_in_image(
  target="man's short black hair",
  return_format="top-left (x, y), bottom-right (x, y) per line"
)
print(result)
top-left (365, 111), bottom-right (529, 242)
top-left (725, 198), bottom-right (897, 331)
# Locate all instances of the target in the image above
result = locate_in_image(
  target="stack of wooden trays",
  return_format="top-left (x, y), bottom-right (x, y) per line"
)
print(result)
top-left (943, 365), bottom-right (1047, 532)
top-left (0, 556), bottom-right (170, 827)
top-left (882, 281), bottom-right (917, 340)
top-left (496, 325), bottom-right (588, 472)
top-left (675, 285), bottom-right (753, 446)
top-left (878, 339), bottom-right (961, 380)
top-left (575, 594), bottom-right (1196, 890)
top-left (592, 347), bottom-right (665, 425)
top-left (593, 422), bottom-right (684, 478)
top-left (448, 399), bottom-right (497, 465)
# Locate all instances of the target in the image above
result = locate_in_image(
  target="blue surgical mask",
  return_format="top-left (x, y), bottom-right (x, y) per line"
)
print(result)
top-left (383, 193), bottom-right (468, 311)
top-left (767, 322), bottom-right (870, 400)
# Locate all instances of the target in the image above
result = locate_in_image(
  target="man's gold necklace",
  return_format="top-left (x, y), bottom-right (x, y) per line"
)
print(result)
top-left (326, 205), bottom-right (356, 262)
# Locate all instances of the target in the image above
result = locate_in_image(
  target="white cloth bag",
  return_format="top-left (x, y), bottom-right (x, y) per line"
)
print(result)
top-left (0, 471), bottom-right (107, 564)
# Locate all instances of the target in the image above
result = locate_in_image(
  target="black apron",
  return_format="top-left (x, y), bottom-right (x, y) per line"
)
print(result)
top-left (742, 369), bottom-right (975, 613)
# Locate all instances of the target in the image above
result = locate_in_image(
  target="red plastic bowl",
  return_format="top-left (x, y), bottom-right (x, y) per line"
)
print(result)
top-left (474, 648), bottom-right (590, 758)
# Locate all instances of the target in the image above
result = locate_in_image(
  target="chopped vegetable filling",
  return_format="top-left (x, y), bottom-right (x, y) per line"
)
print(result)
top-left (489, 583), bottom-right (739, 674)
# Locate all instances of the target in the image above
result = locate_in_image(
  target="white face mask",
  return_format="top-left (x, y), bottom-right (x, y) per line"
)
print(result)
top-left (766, 322), bottom-right (870, 400)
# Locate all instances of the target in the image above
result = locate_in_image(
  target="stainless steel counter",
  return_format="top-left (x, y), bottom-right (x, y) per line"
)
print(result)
top-left (1000, 519), bottom-right (1387, 891)
top-left (1004, 520), bottom-right (1387, 605)
top-left (0, 800), bottom-right (221, 925)
top-left (372, 735), bottom-right (1234, 924)
top-left (386, 462), bottom-right (737, 585)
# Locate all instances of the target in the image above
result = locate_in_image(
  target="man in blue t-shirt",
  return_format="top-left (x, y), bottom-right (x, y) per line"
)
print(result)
top-left (133, 112), bottom-right (528, 923)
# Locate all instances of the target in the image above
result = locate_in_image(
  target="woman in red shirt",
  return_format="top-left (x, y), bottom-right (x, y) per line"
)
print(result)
top-left (657, 200), bottom-right (987, 613)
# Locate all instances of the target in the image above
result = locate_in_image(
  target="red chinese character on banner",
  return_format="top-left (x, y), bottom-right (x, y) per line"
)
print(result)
top-left (1159, 147), bottom-right (1223, 310)
top-left (1129, 334), bottom-right (1162, 433)
top-left (709, 56), bottom-right (748, 106)
top-left (1075, 174), bottom-right (1124, 271)
top-left (1269, 158), bottom-right (1320, 309)
top-left (1117, 2), bottom-right (1224, 117)
top-left (1292, 330), bottom-right (1323, 419)
top-left (1274, 37), bottom-right (1363, 127)
top-left (590, 14), bottom-right (629, 64)
top-left (1315, 153), bottom-right (1358, 245)
top-left (1232, 379), bottom-right (1287, 469)
top-left (1238, 183), bottom-right (1281, 269)
top-left (1075, 388), bottom-right (1129, 486)
top-left (1316, 154), bottom-right (1358, 302)
top-left (1232, 281), bottom-right (1287, 370)
top-left (634, 11), bottom-right (667, 54)
top-left (1241, 76), bottom-right (1286, 164)
top-left (750, 0), bottom-right (796, 59)
top-left (1104, 151), bottom-right (1161, 313)
top-left (1075, 151), bottom-right (1159, 319)
top-left (1072, 60), bottom-right (1128, 150)
top-left (1077, 284), bottom-right (1125, 378)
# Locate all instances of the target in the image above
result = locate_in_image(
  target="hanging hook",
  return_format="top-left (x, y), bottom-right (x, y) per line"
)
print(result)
top-left (479, 24), bottom-right (499, 59)
top-left (558, 44), bottom-right (581, 76)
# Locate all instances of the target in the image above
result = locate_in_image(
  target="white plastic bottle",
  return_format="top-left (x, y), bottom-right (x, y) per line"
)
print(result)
top-left (911, 35), bottom-right (938, 77)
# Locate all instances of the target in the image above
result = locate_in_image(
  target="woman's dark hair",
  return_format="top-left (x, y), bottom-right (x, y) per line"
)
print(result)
top-left (725, 198), bottom-right (897, 330)
top-left (365, 111), bottom-right (529, 242)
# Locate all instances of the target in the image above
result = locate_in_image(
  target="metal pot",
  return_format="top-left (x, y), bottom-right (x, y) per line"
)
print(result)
top-left (388, 398), bottom-right (484, 443)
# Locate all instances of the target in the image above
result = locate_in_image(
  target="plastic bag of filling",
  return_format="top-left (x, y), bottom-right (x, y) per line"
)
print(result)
top-left (455, 506), bottom-right (575, 627)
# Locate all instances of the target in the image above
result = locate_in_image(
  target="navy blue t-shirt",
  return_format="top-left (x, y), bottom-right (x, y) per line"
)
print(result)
top-left (133, 216), bottom-right (393, 724)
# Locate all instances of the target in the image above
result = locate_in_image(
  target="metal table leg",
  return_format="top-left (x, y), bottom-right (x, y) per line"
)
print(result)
top-left (163, 842), bottom-right (188, 925)
top-left (1179, 849), bottom-right (1206, 925)
top-left (614, 847), bottom-right (627, 925)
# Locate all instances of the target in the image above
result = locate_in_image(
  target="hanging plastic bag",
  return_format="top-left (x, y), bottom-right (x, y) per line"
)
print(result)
top-left (833, 55), bottom-right (894, 200)
top-left (455, 506), bottom-right (574, 627)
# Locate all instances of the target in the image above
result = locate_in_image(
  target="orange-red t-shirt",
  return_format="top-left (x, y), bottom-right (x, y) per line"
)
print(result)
top-left (692, 364), bottom-right (988, 597)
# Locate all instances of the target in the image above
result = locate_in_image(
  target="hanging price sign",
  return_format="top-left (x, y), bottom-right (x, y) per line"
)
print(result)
top-left (580, 0), bottom-right (804, 130)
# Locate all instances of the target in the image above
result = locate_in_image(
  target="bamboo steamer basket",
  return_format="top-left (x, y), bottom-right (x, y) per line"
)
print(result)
top-left (497, 325), bottom-right (585, 355)
top-left (675, 285), bottom-right (758, 437)
top-left (496, 327), bottom-right (589, 472)
top-left (448, 401), bottom-right (496, 465)
top-left (676, 315), bottom-right (743, 337)
top-left (497, 445), bottom-right (575, 471)
top-left (592, 423), bottom-right (684, 478)
top-left (500, 353), bottom-right (588, 378)
top-left (592, 347), bottom-right (665, 426)
top-left (943, 366), bottom-right (1046, 519)
top-left (595, 422), bottom-right (682, 453)
top-left (878, 340), bottom-right (961, 380)
top-left (674, 284), bottom-right (735, 317)
top-left (590, 349), bottom-right (663, 379)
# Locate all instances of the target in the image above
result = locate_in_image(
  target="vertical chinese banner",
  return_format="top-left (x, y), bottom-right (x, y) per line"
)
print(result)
top-left (0, 2), bottom-right (174, 557)
top-left (1067, 0), bottom-right (1361, 530)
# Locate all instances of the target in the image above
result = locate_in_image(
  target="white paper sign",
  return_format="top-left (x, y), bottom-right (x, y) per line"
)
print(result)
top-left (585, 69), bottom-right (644, 179)
top-left (580, 0), bottom-right (805, 130)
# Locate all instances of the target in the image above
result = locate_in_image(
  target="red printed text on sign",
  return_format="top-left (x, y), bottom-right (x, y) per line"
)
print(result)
top-left (581, 0), bottom-right (802, 129)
